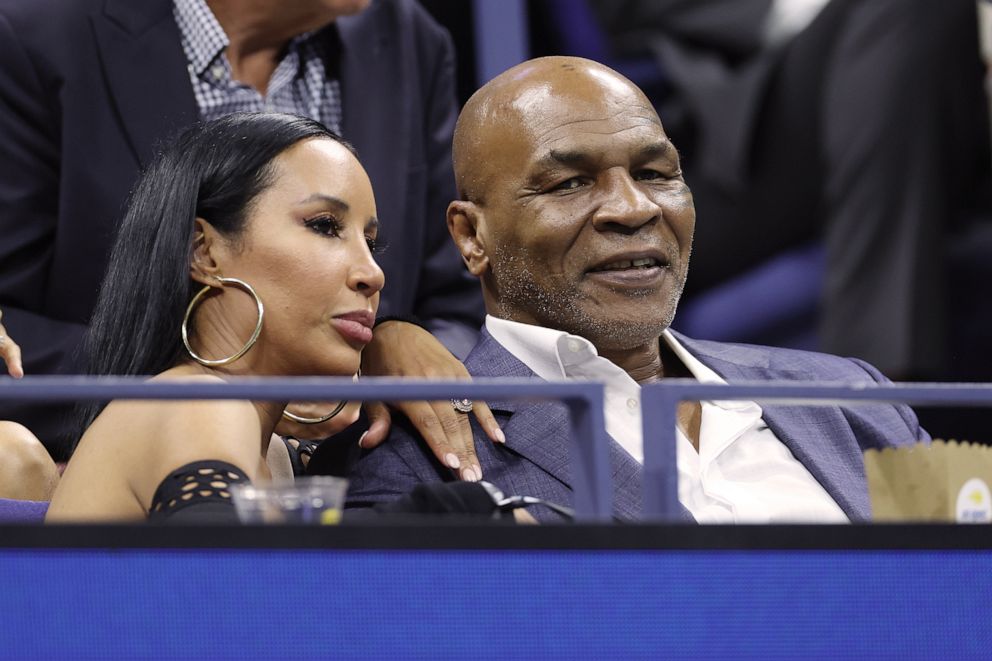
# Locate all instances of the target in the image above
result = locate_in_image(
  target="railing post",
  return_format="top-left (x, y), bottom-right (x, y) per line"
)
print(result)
top-left (565, 385), bottom-right (613, 522)
top-left (640, 383), bottom-right (681, 521)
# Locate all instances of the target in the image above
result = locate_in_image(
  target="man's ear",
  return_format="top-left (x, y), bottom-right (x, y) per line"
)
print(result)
top-left (447, 200), bottom-right (489, 277)
top-left (190, 217), bottom-right (225, 285)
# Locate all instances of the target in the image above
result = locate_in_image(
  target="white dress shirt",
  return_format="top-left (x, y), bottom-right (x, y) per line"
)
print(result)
top-left (486, 316), bottom-right (849, 523)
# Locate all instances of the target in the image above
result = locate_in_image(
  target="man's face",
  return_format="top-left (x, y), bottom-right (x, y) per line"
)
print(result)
top-left (476, 74), bottom-right (695, 351)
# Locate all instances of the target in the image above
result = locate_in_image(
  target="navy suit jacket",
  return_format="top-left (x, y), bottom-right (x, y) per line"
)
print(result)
top-left (0, 0), bottom-right (483, 454)
top-left (347, 328), bottom-right (928, 523)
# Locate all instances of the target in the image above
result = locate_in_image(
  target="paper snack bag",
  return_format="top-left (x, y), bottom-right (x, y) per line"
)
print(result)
top-left (864, 440), bottom-right (992, 522)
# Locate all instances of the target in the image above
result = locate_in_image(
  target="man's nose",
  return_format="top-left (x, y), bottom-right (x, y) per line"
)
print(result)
top-left (591, 169), bottom-right (661, 233)
top-left (348, 249), bottom-right (385, 298)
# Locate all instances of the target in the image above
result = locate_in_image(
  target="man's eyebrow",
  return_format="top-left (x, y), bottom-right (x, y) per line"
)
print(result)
top-left (535, 148), bottom-right (596, 170)
top-left (534, 141), bottom-right (676, 170)
top-left (635, 141), bottom-right (675, 161)
top-left (295, 193), bottom-right (350, 212)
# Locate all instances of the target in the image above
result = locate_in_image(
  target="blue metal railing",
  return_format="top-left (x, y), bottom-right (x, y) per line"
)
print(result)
top-left (3, 377), bottom-right (991, 522)
top-left (641, 381), bottom-right (992, 521)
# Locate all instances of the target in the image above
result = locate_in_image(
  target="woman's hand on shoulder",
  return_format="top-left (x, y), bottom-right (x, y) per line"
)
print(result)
top-left (359, 320), bottom-right (504, 482)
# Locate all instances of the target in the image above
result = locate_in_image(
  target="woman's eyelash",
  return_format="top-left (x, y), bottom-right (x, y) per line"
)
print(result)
top-left (367, 236), bottom-right (386, 255)
top-left (304, 215), bottom-right (343, 237)
top-left (305, 215), bottom-right (384, 255)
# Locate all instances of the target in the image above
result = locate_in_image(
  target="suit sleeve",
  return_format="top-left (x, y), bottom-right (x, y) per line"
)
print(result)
top-left (848, 357), bottom-right (931, 443)
top-left (0, 11), bottom-right (87, 377)
top-left (407, 10), bottom-right (484, 359)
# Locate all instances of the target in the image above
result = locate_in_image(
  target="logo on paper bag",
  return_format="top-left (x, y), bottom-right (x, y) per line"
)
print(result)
top-left (955, 478), bottom-right (992, 523)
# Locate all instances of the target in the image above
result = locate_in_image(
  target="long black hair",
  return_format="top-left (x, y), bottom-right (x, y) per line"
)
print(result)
top-left (75, 112), bottom-right (352, 441)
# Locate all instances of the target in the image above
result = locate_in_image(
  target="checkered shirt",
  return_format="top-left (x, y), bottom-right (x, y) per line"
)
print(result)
top-left (172, 0), bottom-right (342, 133)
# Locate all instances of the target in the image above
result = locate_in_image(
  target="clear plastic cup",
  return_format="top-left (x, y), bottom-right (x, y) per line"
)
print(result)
top-left (230, 476), bottom-right (348, 525)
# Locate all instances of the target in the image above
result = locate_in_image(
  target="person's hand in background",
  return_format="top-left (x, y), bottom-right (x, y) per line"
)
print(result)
top-left (0, 308), bottom-right (23, 378)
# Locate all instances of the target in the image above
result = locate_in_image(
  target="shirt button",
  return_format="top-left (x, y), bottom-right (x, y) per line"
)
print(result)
top-left (567, 339), bottom-right (582, 353)
top-left (626, 398), bottom-right (638, 410)
top-left (211, 65), bottom-right (225, 80)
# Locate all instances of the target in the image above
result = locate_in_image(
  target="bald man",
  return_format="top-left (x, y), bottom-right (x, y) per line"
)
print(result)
top-left (346, 57), bottom-right (928, 523)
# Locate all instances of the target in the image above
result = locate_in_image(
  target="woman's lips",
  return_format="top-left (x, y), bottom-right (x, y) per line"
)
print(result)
top-left (331, 310), bottom-right (375, 344)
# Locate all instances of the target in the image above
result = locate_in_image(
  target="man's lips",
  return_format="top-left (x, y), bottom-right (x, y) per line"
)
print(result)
top-left (587, 251), bottom-right (670, 273)
top-left (331, 310), bottom-right (375, 344)
top-left (583, 250), bottom-right (673, 288)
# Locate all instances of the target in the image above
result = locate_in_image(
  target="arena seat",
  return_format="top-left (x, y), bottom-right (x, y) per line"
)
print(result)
top-left (0, 498), bottom-right (48, 522)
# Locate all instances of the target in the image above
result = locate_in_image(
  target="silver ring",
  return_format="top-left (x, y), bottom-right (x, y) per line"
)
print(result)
top-left (451, 398), bottom-right (474, 414)
top-left (0, 335), bottom-right (5, 346)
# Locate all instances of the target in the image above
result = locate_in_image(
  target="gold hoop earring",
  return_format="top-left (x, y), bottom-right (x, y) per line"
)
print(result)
top-left (182, 276), bottom-right (264, 366)
top-left (282, 400), bottom-right (348, 425)
top-left (281, 371), bottom-right (359, 425)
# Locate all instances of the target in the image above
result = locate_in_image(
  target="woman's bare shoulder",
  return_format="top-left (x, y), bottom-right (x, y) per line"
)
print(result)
top-left (97, 371), bottom-right (262, 461)
top-left (95, 368), bottom-right (258, 436)
top-left (54, 370), bottom-right (266, 518)
top-left (82, 372), bottom-right (259, 470)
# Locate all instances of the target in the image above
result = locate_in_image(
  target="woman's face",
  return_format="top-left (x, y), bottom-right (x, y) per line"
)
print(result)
top-left (215, 137), bottom-right (384, 377)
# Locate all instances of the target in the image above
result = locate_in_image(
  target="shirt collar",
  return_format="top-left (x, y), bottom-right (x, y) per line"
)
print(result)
top-left (662, 331), bottom-right (758, 412)
top-left (173, 0), bottom-right (322, 79)
top-left (485, 315), bottom-right (753, 411)
top-left (173, 0), bottom-right (229, 77)
top-left (485, 315), bottom-right (586, 381)
top-left (660, 330), bottom-right (725, 385)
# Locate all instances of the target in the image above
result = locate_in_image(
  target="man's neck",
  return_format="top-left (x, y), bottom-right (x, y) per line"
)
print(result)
top-left (599, 335), bottom-right (694, 385)
top-left (601, 336), bottom-right (701, 450)
top-left (206, 0), bottom-right (332, 93)
top-left (599, 342), bottom-right (664, 384)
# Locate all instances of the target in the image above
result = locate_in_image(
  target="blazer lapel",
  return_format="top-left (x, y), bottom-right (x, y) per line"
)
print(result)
top-left (91, 0), bottom-right (198, 167)
top-left (466, 332), bottom-right (576, 493)
top-left (466, 330), bottom-right (645, 522)
top-left (606, 439), bottom-right (645, 521)
top-left (673, 332), bottom-right (871, 520)
top-left (760, 405), bottom-right (870, 520)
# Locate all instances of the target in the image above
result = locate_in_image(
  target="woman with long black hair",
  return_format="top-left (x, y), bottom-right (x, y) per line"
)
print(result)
top-left (45, 112), bottom-right (465, 521)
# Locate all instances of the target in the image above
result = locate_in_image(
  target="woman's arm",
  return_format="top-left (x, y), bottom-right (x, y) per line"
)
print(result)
top-left (274, 321), bottom-right (504, 483)
top-left (359, 320), bottom-right (503, 482)
top-left (46, 386), bottom-right (267, 522)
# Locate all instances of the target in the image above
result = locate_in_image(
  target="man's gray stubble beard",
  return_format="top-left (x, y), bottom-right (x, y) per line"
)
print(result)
top-left (489, 245), bottom-right (686, 350)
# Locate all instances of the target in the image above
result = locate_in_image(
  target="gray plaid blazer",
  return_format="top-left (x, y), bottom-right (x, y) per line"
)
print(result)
top-left (346, 329), bottom-right (927, 523)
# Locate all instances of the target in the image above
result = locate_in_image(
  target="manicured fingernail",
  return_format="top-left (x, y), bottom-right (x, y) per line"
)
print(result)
top-left (473, 464), bottom-right (483, 480)
top-left (461, 466), bottom-right (478, 482)
top-left (493, 428), bottom-right (506, 444)
top-left (357, 431), bottom-right (368, 449)
top-left (444, 452), bottom-right (461, 470)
